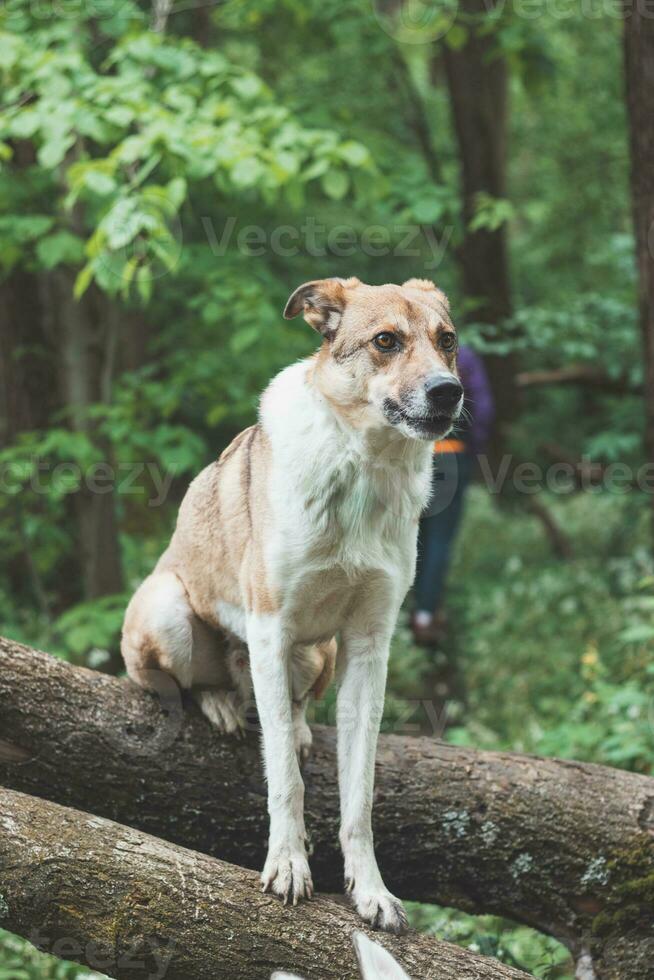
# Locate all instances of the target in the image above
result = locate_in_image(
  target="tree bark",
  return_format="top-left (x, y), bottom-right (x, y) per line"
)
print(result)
top-left (623, 0), bottom-right (654, 541)
top-left (0, 638), bottom-right (652, 978)
top-left (42, 270), bottom-right (125, 606)
top-left (442, 4), bottom-right (516, 461)
top-left (0, 788), bottom-right (529, 980)
top-left (0, 793), bottom-right (525, 980)
top-left (0, 271), bottom-right (57, 444)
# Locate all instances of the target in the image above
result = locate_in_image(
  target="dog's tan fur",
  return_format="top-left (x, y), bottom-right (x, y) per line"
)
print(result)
top-left (123, 277), bottom-right (455, 711)
top-left (122, 276), bottom-right (460, 931)
top-left (122, 419), bottom-right (335, 712)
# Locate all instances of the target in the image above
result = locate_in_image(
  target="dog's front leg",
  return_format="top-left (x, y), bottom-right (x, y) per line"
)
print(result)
top-left (337, 614), bottom-right (408, 934)
top-left (247, 615), bottom-right (313, 905)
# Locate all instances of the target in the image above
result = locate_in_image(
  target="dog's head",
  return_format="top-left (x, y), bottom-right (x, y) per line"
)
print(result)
top-left (284, 277), bottom-right (462, 441)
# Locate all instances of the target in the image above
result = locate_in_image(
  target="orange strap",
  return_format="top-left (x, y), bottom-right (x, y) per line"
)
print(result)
top-left (433, 439), bottom-right (466, 454)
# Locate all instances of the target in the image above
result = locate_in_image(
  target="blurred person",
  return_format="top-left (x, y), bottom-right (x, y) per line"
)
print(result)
top-left (411, 345), bottom-right (494, 646)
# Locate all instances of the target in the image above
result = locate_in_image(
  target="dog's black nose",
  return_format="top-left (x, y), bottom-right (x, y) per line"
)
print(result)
top-left (425, 378), bottom-right (463, 412)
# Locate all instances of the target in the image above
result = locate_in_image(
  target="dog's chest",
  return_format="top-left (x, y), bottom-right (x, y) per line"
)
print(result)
top-left (267, 463), bottom-right (420, 641)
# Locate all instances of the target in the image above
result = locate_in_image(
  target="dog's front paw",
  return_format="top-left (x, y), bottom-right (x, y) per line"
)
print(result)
top-left (350, 886), bottom-right (408, 934)
top-left (261, 847), bottom-right (313, 906)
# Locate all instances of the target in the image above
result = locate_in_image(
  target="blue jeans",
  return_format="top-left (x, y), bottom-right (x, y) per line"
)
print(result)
top-left (414, 452), bottom-right (473, 613)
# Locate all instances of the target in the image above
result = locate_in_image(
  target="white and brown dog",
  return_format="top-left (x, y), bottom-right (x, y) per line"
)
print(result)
top-left (121, 276), bottom-right (462, 933)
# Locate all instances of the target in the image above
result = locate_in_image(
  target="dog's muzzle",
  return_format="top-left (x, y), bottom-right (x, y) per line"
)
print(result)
top-left (383, 377), bottom-right (464, 439)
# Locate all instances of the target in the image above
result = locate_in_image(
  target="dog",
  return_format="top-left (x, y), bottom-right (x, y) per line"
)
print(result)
top-left (121, 276), bottom-right (462, 934)
top-left (272, 931), bottom-right (410, 979)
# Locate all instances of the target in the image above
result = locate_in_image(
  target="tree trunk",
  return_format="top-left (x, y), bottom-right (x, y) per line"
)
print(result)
top-left (623, 2), bottom-right (654, 539)
top-left (0, 271), bottom-right (57, 444)
top-left (442, 3), bottom-right (516, 461)
top-left (0, 788), bottom-right (531, 980)
top-left (42, 270), bottom-right (125, 605)
top-left (0, 638), bottom-right (652, 978)
top-left (0, 273), bottom-right (63, 612)
top-left (0, 263), bottom-right (125, 637)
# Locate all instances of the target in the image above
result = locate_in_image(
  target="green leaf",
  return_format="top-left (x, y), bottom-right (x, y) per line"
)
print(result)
top-left (136, 264), bottom-right (153, 303)
top-left (0, 32), bottom-right (22, 69)
top-left (230, 324), bottom-right (260, 354)
top-left (8, 110), bottom-right (40, 139)
top-left (231, 74), bottom-right (264, 100)
top-left (445, 24), bottom-right (468, 50)
top-left (38, 134), bottom-right (75, 169)
top-left (84, 170), bottom-right (117, 196)
top-left (0, 215), bottom-right (54, 242)
top-left (36, 231), bottom-right (85, 269)
top-left (74, 262), bottom-right (95, 299)
top-left (412, 196), bottom-right (445, 225)
top-left (321, 169), bottom-right (349, 200)
top-left (101, 198), bottom-right (143, 249)
top-left (166, 176), bottom-right (187, 210)
top-left (105, 105), bottom-right (136, 127)
top-left (231, 157), bottom-right (265, 188)
top-left (338, 140), bottom-right (370, 167)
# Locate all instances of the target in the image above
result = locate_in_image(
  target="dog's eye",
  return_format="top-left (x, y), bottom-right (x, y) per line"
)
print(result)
top-left (439, 332), bottom-right (457, 352)
top-left (373, 332), bottom-right (399, 352)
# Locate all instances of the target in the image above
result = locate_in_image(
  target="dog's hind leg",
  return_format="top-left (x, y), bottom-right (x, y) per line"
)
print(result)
top-left (194, 639), bottom-right (253, 736)
top-left (193, 687), bottom-right (244, 735)
top-left (121, 570), bottom-right (244, 735)
top-left (290, 639), bottom-right (336, 762)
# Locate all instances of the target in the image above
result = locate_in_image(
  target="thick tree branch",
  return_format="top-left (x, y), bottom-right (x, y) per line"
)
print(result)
top-left (0, 788), bottom-right (529, 980)
top-left (515, 365), bottom-right (639, 396)
top-left (526, 496), bottom-right (575, 559)
top-left (0, 638), bottom-right (653, 978)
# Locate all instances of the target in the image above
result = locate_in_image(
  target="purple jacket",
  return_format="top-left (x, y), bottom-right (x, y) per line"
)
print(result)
top-left (455, 345), bottom-right (495, 455)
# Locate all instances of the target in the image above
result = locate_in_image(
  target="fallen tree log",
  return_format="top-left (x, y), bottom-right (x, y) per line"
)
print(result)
top-left (0, 787), bottom-right (529, 980)
top-left (1, 637), bottom-right (653, 979)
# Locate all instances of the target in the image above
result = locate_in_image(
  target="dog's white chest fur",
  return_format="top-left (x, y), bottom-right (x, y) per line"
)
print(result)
top-left (259, 362), bottom-right (432, 642)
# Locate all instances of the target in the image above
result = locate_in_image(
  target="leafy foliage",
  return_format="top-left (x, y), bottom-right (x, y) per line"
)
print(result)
top-left (0, 928), bottom-right (106, 979)
top-left (0, 0), bottom-right (644, 975)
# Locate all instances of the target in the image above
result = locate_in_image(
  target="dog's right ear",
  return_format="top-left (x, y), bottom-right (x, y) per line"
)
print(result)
top-left (352, 932), bottom-right (411, 980)
top-left (283, 277), bottom-right (359, 338)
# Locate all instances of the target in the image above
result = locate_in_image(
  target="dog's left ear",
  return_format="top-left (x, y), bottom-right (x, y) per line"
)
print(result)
top-left (402, 277), bottom-right (449, 312)
top-left (283, 277), bottom-right (359, 338)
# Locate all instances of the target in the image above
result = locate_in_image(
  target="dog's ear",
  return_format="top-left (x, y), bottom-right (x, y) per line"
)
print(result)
top-left (353, 932), bottom-right (411, 980)
top-left (283, 277), bottom-right (359, 338)
top-left (402, 277), bottom-right (449, 312)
